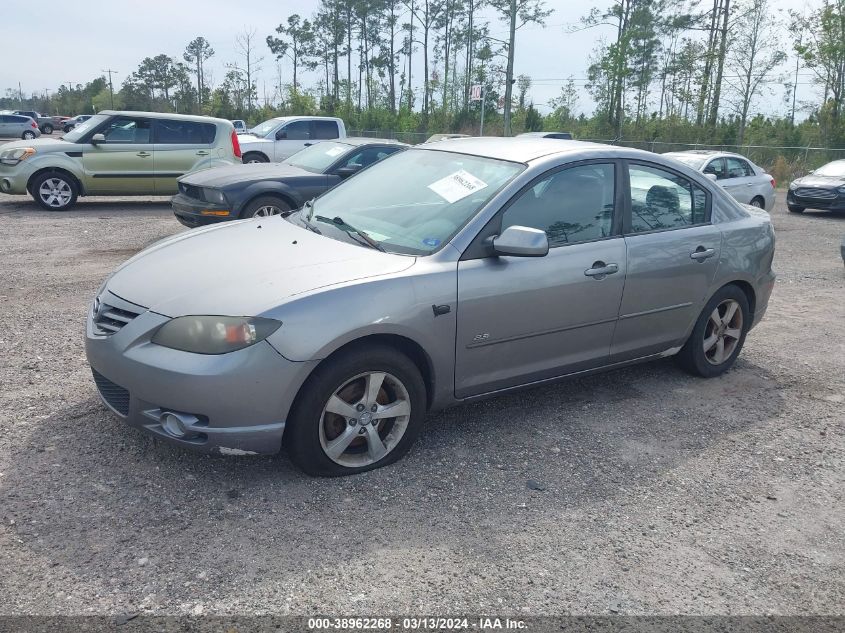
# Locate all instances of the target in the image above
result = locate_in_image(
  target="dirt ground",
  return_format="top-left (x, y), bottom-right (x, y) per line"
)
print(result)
top-left (0, 190), bottom-right (842, 617)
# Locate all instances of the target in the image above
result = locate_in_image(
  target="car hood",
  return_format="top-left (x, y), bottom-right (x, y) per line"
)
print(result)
top-left (105, 216), bottom-right (415, 317)
top-left (792, 175), bottom-right (845, 188)
top-left (0, 137), bottom-right (71, 152)
top-left (179, 163), bottom-right (315, 188)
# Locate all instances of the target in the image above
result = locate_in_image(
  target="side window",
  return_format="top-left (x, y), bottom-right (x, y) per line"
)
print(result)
top-left (154, 120), bottom-right (216, 144)
top-left (628, 164), bottom-right (707, 233)
top-left (703, 158), bottom-right (726, 180)
top-left (726, 157), bottom-right (753, 178)
top-left (341, 146), bottom-right (399, 169)
top-left (313, 120), bottom-right (339, 139)
top-left (501, 163), bottom-right (615, 247)
top-left (99, 117), bottom-right (151, 144)
top-left (281, 120), bottom-right (311, 140)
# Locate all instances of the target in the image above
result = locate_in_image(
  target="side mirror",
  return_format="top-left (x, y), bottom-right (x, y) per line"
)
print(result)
top-left (336, 165), bottom-right (361, 178)
top-left (91, 133), bottom-right (105, 144)
top-left (492, 225), bottom-right (549, 257)
top-left (704, 173), bottom-right (717, 181)
top-left (275, 130), bottom-right (287, 140)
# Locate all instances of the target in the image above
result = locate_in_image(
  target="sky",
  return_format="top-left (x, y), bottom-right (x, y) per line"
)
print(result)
top-left (0, 0), bottom-right (822, 120)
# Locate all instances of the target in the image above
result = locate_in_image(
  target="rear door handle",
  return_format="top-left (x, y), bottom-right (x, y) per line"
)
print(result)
top-left (136, 151), bottom-right (151, 158)
top-left (196, 150), bottom-right (210, 156)
top-left (690, 247), bottom-right (716, 261)
top-left (304, 142), bottom-right (313, 147)
top-left (584, 261), bottom-right (619, 279)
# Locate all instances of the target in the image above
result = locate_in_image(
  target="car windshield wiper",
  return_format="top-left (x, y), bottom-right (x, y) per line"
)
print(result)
top-left (315, 215), bottom-right (386, 252)
top-left (298, 201), bottom-right (321, 233)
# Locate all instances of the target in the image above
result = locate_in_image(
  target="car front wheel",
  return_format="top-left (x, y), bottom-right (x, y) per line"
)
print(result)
top-left (286, 345), bottom-right (426, 477)
top-left (30, 172), bottom-right (78, 211)
top-left (240, 195), bottom-right (291, 219)
top-left (675, 285), bottom-right (750, 378)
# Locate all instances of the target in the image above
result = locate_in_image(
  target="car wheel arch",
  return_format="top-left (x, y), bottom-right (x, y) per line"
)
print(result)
top-left (239, 189), bottom-right (299, 216)
top-left (27, 167), bottom-right (84, 196)
top-left (242, 151), bottom-right (270, 164)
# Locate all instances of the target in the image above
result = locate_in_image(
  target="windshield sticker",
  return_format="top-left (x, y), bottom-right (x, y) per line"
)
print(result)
top-left (427, 170), bottom-right (488, 203)
top-left (422, 237), bottom-right (441, 247)
top-left (325, 147), bottom-right (345, 157)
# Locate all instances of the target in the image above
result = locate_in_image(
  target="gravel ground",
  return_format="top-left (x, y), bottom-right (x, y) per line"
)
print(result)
top-left (0, 191), bottom-right (842, 617)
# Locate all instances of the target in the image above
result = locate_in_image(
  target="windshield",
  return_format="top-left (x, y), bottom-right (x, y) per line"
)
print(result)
top-left (284, 141), bottom-right (352, 173)
top-left (814, 161), bottom-right (845, 177)
top-left (666, 153), bottom-right (707, 169)
top-left (62, 114), bottom-right (109, 142)
top-left (297, 148), bottom-right (524, 255)
top-left (249, 118), bottom-right (283, 137)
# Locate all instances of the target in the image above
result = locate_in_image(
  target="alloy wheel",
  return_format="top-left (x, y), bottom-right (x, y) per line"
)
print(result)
top-left (319, 371), bottom-right (412, 468)
top-left (38, 178), bottom-right (72, 209)
top-left (703, 299), bottom-right (743, 365)
top-left (23, 131), bottom-right (35, 139)
top-left (750, 198), bottom-right (764, 208)
top-left (252, 205), bottom-right (284, 217)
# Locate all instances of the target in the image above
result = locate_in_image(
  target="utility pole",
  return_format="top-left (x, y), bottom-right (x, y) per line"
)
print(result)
top-left (18, 82), bottom-right (23, 108)
top-left (480, 86), bottom-right (486, 135)
top-left (102, 69), bottom-right (117, 109)
top-left (45, 88), bottom-right (51, 114)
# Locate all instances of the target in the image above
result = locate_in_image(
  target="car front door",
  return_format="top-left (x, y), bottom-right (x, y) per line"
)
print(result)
top-left (721, 156), bottom-right (755, 203)
top-left (455, 161), bottom-right (626, 398)
top-left (611, 161), bottom-right (721, 362)
top-left (152, 118), bottom-right (217, 194)
top-left (273, 120), bottom-right (313, 161)
top-left (82, 115), bottom-right (155, 194)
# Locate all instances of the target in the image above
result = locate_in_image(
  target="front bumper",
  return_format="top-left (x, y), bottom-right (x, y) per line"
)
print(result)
top-left (171, 193), bottom-right (235, 228)
top-left (0, 162), bottom-right (36, 195)
top-left (85, 291), bottom-right (317, 455)
top-left (787, 189), bottom-right (845, 211)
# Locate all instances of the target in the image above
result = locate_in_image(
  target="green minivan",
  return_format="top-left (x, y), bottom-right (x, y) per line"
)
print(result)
top-left (0, 111), bottom-right (241, 210)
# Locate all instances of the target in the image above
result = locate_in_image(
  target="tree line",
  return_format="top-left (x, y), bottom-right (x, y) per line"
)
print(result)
top-left (3, 0), bottom-right (845, 163)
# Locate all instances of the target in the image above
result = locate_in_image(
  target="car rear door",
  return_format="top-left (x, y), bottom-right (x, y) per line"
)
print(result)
top-left (273, 120), bottom-right (313, 161)
top-left (455, 161), bottom-right (626, 398)
top-left (611, 160), bottom-right (721, 362)
top-left (0, 115), bottom-right (12, 137)
top-left (721, 157), bottom-right (756, 204)
top-left (82, 115), bottom-right (155, 194)
top-left (152, 118), bottom-right (217, 194)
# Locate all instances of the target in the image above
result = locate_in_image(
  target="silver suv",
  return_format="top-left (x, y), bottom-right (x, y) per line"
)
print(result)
top-left (0, 114), bottom-right (42, 140)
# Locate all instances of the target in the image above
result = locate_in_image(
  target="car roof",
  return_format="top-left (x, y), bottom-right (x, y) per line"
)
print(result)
top-left (338, 137), bottom-right (408, 147)
top-left (97, 110), bottom-right (232, 125)
top-left (418, 136), bottom-right (614, 163)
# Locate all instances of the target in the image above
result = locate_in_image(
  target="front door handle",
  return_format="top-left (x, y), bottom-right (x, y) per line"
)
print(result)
top-left (136, 151), bottom-right (151, 158)
top-left (304, 142), bottom-right (313, 147)
top-left (196, 150), bottom-right (210, 156)
top-left (690, 247), bottom-right (716, 261)
top-left (584, 261), bottom-right (619, 279)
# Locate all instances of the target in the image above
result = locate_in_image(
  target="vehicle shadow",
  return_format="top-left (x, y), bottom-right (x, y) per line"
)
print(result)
top-left (0, 356), bottom-right (787, 611)
top-left (0, 196), bottom-right (172, 216)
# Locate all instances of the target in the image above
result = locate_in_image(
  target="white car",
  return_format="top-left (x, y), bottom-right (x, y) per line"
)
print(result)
top-left (237, 116), bottom-right (346, 164)
top-left (663, 150), bottom-right (776, 210)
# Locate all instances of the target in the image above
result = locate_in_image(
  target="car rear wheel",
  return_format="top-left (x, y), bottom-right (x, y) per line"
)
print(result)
top-left (286, 345), bottom-right (426, 477)
top-left (242, 152), bottom-right (269, 164)
top-left (30, 172), bottom-right (78, 211)
top-left (675, 285), bottom-right (750, 378)
top-left (42, 124), bottom-right (53, 135)
top-left (787, 204), bottom-right (805, 213)
top-left (240, 196), bottom-right (291, 219)
top-left (22, 130), bottom-right (36, 140)
top-left (749, 196), bottom-right (765, 209)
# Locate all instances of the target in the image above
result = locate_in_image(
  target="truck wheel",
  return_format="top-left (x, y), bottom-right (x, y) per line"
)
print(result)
top-left (242, 152), bottom-right (269, 164)
top-left (41, 124), bottom-right (54, 135)
top-left (30, 172), bottom-right (78, 211)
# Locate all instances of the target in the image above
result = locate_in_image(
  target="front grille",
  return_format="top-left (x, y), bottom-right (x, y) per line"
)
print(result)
top-left (92, 369), bottom-right (130, 416)
top-left (93, 296), bottom-right (144, 335)
top-left (179, 182), bottom-right (203, 200)
top-left (795, 187), bottom-right (837, 200)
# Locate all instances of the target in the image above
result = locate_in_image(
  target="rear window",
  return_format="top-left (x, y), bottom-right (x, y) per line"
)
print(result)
top-left (154, 120), bottom-right (217, 144)
top-left (313, 120), bottom-right (339, 139)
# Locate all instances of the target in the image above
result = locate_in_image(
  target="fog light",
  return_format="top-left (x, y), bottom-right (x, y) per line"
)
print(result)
top-left (160, 411), bottom-right (201, 438)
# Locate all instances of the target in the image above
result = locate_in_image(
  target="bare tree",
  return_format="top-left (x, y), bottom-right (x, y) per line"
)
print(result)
top-left (231, 28), bottom-right (264, 115)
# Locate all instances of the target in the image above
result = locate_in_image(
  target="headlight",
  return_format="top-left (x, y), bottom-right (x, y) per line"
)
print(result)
top-left (838, 186), bottom-right (845, 194)
top-left (151, 316), bottom-right (281, 354)
top-left (0, 147), bottom-right (36, 165)
top-left (788, 181), bottom-right (797, 190)
top-left (203, 188), bottom-right (227, 205)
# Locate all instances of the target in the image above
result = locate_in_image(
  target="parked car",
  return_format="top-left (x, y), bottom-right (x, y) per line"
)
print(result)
top-left (786, 160), bottom-right (845, 214)
top-left (425, 133), bottom-right (471, 143)
top-left (12, 110), bottom-right (55, 134)
top-left (238, 116), bottom-right (346, 163)
top-left (663, 150), bottom-right (776, 210)
top-left (0, 114), bottom-right (42, 140)
top-left (172, 138), bottom-right (406, 227)
top-left (517, 131), bottom-right (574, 140)
top-left (231, 119), bottom-right (248, 133)
top-left (86, 138), bottom-right (775, 476)
top-left (0, 110), bottom-right (241, 210)
top-left (62, 114), bottom-right (93, 132)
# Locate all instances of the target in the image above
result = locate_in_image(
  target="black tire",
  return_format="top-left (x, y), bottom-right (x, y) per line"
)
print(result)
top-left (29, 171), bottom-right (79, 211)
top-left (787, 204), bottom-right (805, 213)
top-left (675, 284), bottom-right (750, 378)
top-left (63, 126), bottom-right (73, 133)
top-left (41, 124), bottom-right (53, 135)
top-left (749, 196), bottom-right (765, 209)
top-left (286, 344), bottom-right (427, 477)
top-left (242, 152), bottom-right (269, 164)
top-left (239, 195), bottom-right (291, 219)
top-left (22, 130), bottom-right (36, 140)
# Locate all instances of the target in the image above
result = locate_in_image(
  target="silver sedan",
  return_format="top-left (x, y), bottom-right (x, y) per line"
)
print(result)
top-left (86, 138), bottom-right (776, 476)
top-left (663, 150), bottom-right (776, 210)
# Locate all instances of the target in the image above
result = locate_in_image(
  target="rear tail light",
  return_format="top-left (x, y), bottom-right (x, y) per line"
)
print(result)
top-left (770, 178), bottom-right (776, 188)
top-left (31, 121), bottom-right (37, 128)
top-left (230, 129), bottom-right (241, 159)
